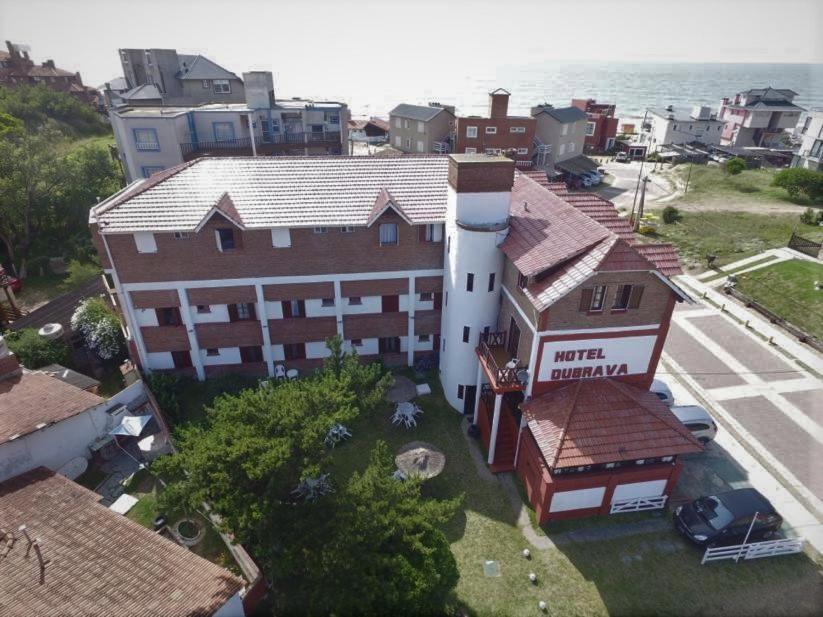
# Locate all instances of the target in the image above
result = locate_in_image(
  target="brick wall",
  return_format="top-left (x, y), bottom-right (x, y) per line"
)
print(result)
top-left (455, 117), bottom-right (536, 158)
top-left (141, 325), bottom-right (190, 352)
top-left (269, 317), bottom-right (337, 344)
top-left (195, 321), bottom-right (263, 348)
top-left (343, 313), bottom-right (407, 339)
top-left (448, 156), bottom-right (515, 193)
top-left (414, 310), bottom-right (441, 335)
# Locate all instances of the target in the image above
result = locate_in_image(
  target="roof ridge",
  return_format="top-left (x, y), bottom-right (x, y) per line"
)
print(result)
top-left (551, 380), bottom-right (585, 468)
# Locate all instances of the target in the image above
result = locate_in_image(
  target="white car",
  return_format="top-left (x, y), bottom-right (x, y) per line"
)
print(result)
top-left (650, 379), bottom-right (674, 406)
top-left (670, 405), bottom-right (718, 445)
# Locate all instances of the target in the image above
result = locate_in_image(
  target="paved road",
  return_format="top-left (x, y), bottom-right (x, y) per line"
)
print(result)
top-left (595, 160), bottom-right (674, 210)
top-left (662, 298), bottom-right (823, 518)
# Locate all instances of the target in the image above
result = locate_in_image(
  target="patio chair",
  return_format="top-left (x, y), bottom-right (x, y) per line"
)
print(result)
top-left (274, 364), bottom-right (286, 380)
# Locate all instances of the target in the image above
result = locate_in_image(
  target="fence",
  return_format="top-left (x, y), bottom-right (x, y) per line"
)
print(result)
top-left (788, 232), bottom-right (822, 258)
top-left (701, 538), bottom-right (804, 565)
top-left (610, 495), bottom-right (668, 514)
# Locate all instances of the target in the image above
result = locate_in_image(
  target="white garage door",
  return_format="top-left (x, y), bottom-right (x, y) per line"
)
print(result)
top-left (611, 479), bottom-right (667, 503)
top-left (549, 486), bottom-right (606, 513)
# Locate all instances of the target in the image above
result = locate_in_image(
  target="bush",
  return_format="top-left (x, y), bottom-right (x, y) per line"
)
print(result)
top-left (4, 328), bottom-right (70, 368)
top-left (725, 157), bottom-right (747, 175)
top-left (64, 259), bottom-right (101, 289)
top-left (145, 372), bottom-right (186, 423)
top-left (799, 208), bottom-right (823, 225)
top-left (662, 206), bottom-right (682, 224)
top-left (71, 297), bottom-right (124, 360)
top-left (772, 168), bottom-right (823, 202)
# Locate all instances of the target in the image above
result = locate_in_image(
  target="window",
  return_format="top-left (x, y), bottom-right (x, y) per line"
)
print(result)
top-left (569, 142), bottom-right (576, 153)
top-left (282, 299), bottom-right (305, 318)
top-left (340, 226), bottom-right (355, 233)
top-left (418, 334), bottom-right (430, 342)
top-left (419, 223), bottom-right (443, 243)
top-left (213, 79), bottom-right (231, 94)
top-left (810, 139), bottom-right (823, 158)
top-left (404, 138), bottom-right (411, 149)
top-left (404, 119), bottom-right (410, 129)
top-left (173, 231), bottom-right (190, 240)
top-left (488, 273), bottom-right (495, 292)
top-left (613, 284), bottom-right (644, 310)
top-left (213, 122), bottom-right (235, 142)
top-left (558, 143), bottom-right (566, 156)
top-left (466, 272), bottom-right (474, 292)
top-left (417, 121), bottom-right (425, 133)
top-left (394, 117), bottom-right (401, 128)
top-left (313, 227), bottom-right (328, 234)
top-left (485, 126), bottom-right (497, 134)
top-left (232, 302), bottom-right (255, 321)
top-left (562, 123), bottom-right (569, 136)
top-left (419, 292), bottom-right (433, 302)
top-left (445, 291), bottom-right (448, 306)
top-left (673, 124), bottom-right (678, 131)
top-left (271, 228), bottom-right (291, 248)
top-left (579, 285), bottom-right (606, 312)
top-left (464, 147), bottom-right (477, 154)
top-left (416, 140), bottom-right (424, 152)
top-left (517, 148), bottom-right (528, 155)
top-left (466, 126), bottom-right (478, 138)
top-left (379, 223), bottom-right (398, 246)
top-left (585, 122), bottom-right (596, 136)
top-left (348, 296), bottom-right (362, 305)
top-left (141, 166), bottom-right (164, 178)
top-left (196, 305), bottom-right (211, 314)
top-left (350, 338), bottom-right (363, 347)
top-left (394, 135), bottom-right (402, 147)
top-left (462, 326), bottom-right (470, 343)
top-left (202, 79), bottom-right (210, 89)
top-left (240, 345), bottom-right (264, 363)
top-left (216, 228), bottom-right (236, 251)
top-left (284, 342), bottom-right (306, 360)
top-left (321, 298), bottom-right (335, 307)
top-left (378, 337), bottom-right (401, 353)
top-left (133, 232), bottom-right (157, 254)
top-left (156, 307), bottom-right (182, 326)
top-left (133, 128), bottom-right (159, 151)
top-left (510, 126), bottom-right (526, 133)
top-left (457, 385), bottom-right (464, 399)
top-left (206, 348), bottom-right (219, 356)
top-left (325, 112), bottom-right (340, 124)
top-left (517, 272), bottom-right (528, 289)
top-left (171, 350), bottom-right (192, 368)
top-left (484, 148), bottom-right (501, 155)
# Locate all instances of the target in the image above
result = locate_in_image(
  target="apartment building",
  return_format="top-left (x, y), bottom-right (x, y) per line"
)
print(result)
top-left (572, 98), bottom-right (619, 152)
top-left (792, 109), bottom-right (823, 171)
top-left (531, 104), bottom-right (588, 170)
top-left (454, 89), bottom-right (536, 165)
top-left (110, 71), bottom-right (348, 182)
top-left (90, 153), bottom-right (695, 521)
top-left (719, 87), bottom-right (804, 147)
top-left (105, 48), bottom-right (245, 108)
top-left (639, 105), bottom-right (724, 152)
top-left (388, 103), bottom-right (455, 153)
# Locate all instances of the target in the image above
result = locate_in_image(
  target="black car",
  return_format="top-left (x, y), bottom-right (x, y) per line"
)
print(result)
top-left (673, 488), bottom-right (782, 546)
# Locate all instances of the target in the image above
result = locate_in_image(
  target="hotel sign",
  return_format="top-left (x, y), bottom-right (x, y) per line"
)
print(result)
top-left (537, 335), bottom-right (657, 382)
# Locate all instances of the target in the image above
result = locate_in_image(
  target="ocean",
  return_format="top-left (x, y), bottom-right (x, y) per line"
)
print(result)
top-left (340, 62), bottom-right (823, 120)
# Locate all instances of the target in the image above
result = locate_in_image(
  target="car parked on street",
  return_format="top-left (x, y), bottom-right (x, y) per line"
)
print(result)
top-left (615, 152), bottom-right (629, 162)
top-left (650, 379), bottom-right (674, 405)
top-left (673, 488), bottom-right (783, 547)
top-left (670, 405), bottom-right (717, 444)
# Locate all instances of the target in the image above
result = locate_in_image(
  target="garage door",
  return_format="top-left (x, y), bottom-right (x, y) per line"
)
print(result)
top-left (611, 479), bottom-right (667, 503)
top-left (549, 486), bottom-right (606, 513)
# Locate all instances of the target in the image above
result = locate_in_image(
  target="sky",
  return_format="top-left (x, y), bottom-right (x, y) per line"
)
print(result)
top-left (2, 0), bottom-right (822, 114)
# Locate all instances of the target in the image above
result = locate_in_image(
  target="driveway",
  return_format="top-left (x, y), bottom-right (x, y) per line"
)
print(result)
top-left (595, 160), bottom-right (675, 210)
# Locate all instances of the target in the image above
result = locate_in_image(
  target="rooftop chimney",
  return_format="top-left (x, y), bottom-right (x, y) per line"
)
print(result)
top-left (242, 71), bottom-right (275, 109)
top-left (489, 89), bottom-right (510, 119)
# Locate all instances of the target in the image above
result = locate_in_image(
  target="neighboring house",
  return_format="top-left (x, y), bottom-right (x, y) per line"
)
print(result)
top-left (388, 102), bottom-right (455, 153)
top-left (0, 40), bottom-right (98, 105)
top-left (531, 104), bottom-right (588, 170)
top-left (89, 153), bottom-right (694, 521)
top-left (639, 106), bottom-right (724, 152)
top-left (572, 98), bottom-right (619, 152)
top-left (109, 71), bottom-right (349, 182)
top-left (719, 87), bottom-right (805, 147)
top-left (454, 89), bottom-right (536, 166)
top-left (0, 338), bottom-right (160, 482)
top-left (105, 48), bottom-right (246, 108)
top-left (348, 117), bottom-right (390, 143)
top-left (0, 467), bottom-right (246, 616)
top-left (792, 108), bottom-right (823, 170)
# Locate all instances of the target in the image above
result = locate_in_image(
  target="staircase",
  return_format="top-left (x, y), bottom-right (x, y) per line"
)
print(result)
top-left (490, 403), bottom-right (519, 473)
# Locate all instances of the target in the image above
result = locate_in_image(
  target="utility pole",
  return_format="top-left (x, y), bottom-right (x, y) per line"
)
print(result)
top-left (632, 108), bottom-right (651, 211)
top-left (633, 175), bottom-right (649, 231)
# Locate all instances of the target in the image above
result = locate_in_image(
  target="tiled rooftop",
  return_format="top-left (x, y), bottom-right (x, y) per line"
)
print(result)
top-left (523, 379), bottom-right (702, 470)
top-left (0, 468), bottom-right (244, 617)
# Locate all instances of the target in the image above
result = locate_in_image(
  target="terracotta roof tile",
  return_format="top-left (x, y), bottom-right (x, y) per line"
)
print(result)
top-left (0, 468), bottom-right (244, 617)
top-left (522, 379), bottom-right (702, 469)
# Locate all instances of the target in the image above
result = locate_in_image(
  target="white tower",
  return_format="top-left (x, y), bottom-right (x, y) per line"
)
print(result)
top-left (440, 154), bottom-right (515, 412)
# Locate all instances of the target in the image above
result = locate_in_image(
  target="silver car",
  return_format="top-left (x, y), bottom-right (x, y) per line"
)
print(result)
top-left (670, 405), bottom-right (718, 445)
top-left (650, 378), bottom-right (674, 406)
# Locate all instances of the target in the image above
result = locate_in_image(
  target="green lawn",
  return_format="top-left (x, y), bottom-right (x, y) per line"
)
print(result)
top-left (664, 165), bottom-right (816, 207)
top-left (651, 210), bottom-right (823, 270)
top-left (736, 259), bottom-right (823, 341)
top-left (701, 254), bottom-right (780, 282)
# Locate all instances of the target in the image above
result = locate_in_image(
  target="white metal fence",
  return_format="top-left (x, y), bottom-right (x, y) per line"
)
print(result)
top-left (701, 538), bottom-right (804, 565)
top-left (610, 495), bottom-right (668, 514)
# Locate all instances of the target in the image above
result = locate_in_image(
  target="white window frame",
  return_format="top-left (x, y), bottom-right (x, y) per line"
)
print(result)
top-left (416, 140), bottom-right (425, 153)
top-left (417, 121), bottom-right (425, 133)
top-left (466, 126), bottom-right (478, 138)
top-left (340, 226), bottom-right (355, 233)
top-left (213, 79), bottom-right (231, 94)
top-left (464, 147), bottom-right (477, 154)
top-left (394, 117), bottom-right (401, 128)
top-left (379, 223), bottom-right (399, 246)
top-left (569, 142), bottom-right (576, 153)
top-left (394, 135), bottom-right (401, 147)
top-left (562, 123), bottom-right (569, 136)
top-left (585, 122), bottom-right (596, 136)
top-left (404, 119), bottom-right (409, 129)
top-left (404, 138), bottom-right (411, 149)
top-left (485, 126), bottom-right (497, 134)
top-left (510, 126), bottom-right (526, 133)
top-left (133, 232), bottom-right (157, 254)
top-left (271, 228), bottom-right (292, 248)
top-left (517, 147), bottom-right (528, 155)
top-left (313, 226), bottom-right (328, 234)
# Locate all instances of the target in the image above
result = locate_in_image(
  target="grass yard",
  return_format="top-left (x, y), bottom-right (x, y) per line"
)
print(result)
top-left (700, 254), bottom-right (780, 282)
top-left (651, 210), bottom-right (823, 270)
top-left (736, 259), bottom-right (823, 341)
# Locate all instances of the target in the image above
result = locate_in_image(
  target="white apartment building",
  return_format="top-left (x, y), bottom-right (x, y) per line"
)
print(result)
top-left (792, 109), bottom-right (823, 171)
top-left (639, 106), bottom-right (724, 152)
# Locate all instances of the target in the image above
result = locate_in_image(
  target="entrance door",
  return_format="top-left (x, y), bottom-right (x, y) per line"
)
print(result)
top-left (463, 385), bottom-right (477, 415)
top-left (433, 292), bottom-right (442, 310)
top-left (506, 316), bottom-right (520, 359)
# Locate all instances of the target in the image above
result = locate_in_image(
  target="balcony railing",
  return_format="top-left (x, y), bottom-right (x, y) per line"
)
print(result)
top-left (477, 331), bottom-right (526, 390)
top-left (180, 131), bottom-right (343, 158)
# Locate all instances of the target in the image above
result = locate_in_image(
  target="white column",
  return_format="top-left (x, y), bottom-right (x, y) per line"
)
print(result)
top-left (472, 361), bottom-right (483, 424)
top-left (248, 113), bottom-right (257, 156)
top-left (255, 283), bottom-right (274, 377)
top-left (407, 275), bottom-right (415, 367)
top-left (177, 287), bottom-right (205, 381)
top-left (333, 280), bottom-right (344, 338)
top-left (487, 392), bottom-right (503, 465)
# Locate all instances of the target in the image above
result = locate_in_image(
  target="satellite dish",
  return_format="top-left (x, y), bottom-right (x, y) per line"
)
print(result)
top-left (516, 369), bottom-right (530, 385)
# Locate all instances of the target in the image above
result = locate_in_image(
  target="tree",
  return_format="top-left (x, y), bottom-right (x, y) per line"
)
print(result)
top-left (724, 157), bottom-right (747, 175)
top-left (71, 297), bottom-right (124, 360)
top-left (0, 85), bottom-right (108, 136)
top-left (661, 206), bottom-right (681, 224)
top-left (772, 168), bottom-right (823, 203)
top-left (4, 327), bottom-right (70, 368)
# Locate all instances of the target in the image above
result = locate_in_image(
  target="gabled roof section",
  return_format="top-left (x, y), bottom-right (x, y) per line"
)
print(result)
top-left (194, 192), bottom-right (246, 232)
top-left (176, 54), bottom-right (239, 81)
top-left (120, 83), bottom-right (162, 101)
top-left (490, 88), bottom-right (511, 95)
top-left (389, 103), bottom-right (452, 122)
top-left (523, 379), bottom-right (702, 470)
top-left (367, 188), bottom-right (413, 226)
top-left (534, 105), bottom-right (587, 123)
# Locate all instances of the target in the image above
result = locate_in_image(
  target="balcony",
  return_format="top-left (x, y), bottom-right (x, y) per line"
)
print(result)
top-left (476, 331), bottom-right (527, 392)
top-left (180, 131), bottom-right (343, 160)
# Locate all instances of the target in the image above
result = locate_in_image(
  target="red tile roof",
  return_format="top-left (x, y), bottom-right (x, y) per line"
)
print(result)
top-left (0, 370), bottom-right (105, 444)
top-left (522, 379), bottom-right (702, 470)
top-left (0, 468), bottom-right (244, 617)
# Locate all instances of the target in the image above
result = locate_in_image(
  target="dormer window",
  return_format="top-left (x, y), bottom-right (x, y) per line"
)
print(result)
top-left (379, 223), bottom-right (398, 246)
top-left (216, 228), bottom-right (236, 251)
